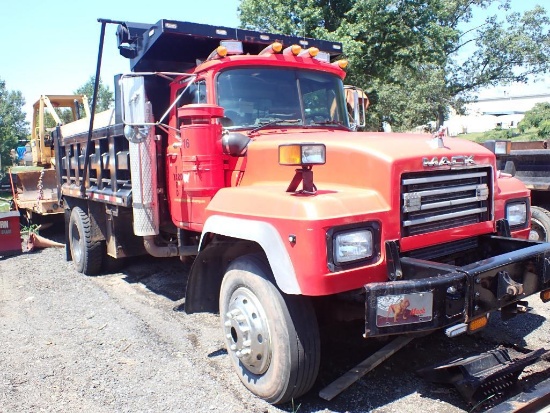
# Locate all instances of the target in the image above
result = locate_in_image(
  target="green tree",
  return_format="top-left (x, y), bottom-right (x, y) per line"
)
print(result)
top-left (0, 79), bottom-right (28, 172)
top-left (520, 102), bottom-right (550, 130)
top-left (238, 0), bottom-right (550, 131)
top-left (75, 76), bottom-right (114, 112)
top-left (444, 5), bottom-right (550, 126)
top-left (517, 102), bottom-right (550, 138)
top-left (538, 120), bottom-right (550, 139)
top-left (38, 107), bottom-right (75, 130)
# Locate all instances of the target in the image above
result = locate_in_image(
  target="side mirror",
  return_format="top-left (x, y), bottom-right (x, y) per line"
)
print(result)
top-left (222, 132), bottom-right (251, 156)
top-left (344, 85), bottom-right (368, 131)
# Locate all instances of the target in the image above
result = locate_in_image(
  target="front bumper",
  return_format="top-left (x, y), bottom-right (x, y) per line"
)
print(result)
top-left (365, 235), bottom-right (550, 337)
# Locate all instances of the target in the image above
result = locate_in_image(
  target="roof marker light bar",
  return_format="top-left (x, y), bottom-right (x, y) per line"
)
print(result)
top-left (298, 47), bottom-right (319, 58)
top-left (206, 45), bottom-right (228, 61)
top-left (332, 59), bottom-right (348, 69)
top-left (283, 45), bottom-right (302, 56)
top-left (259, 42), bottom-right (283, 55)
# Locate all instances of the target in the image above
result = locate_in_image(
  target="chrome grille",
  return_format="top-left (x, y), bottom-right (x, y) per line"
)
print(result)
top-left (401, 168), bottom-right (491, 236)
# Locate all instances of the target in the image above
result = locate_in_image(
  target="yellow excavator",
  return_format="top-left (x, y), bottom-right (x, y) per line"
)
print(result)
top-left (10, 95), bottom-right (90, 223)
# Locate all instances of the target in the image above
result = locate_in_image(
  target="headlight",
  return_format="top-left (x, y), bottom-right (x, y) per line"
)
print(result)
top-left (279, 143), bottom-right (326, 166)
top-left (506, 201), bottom-right (527, 227)
top-left (333, 229), bottom-right (373, 264)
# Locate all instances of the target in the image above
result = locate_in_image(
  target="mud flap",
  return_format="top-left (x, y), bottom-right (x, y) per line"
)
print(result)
top-left (417, 347), bottom-right (548, 410)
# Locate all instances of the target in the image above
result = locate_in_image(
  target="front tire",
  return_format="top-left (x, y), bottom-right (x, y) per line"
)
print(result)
top-left (69, 207), bottom-right (103, 275)
top-left (530, 206), bottom-right (550, 242)
top-left (219, 254), bottom-right (320, 404)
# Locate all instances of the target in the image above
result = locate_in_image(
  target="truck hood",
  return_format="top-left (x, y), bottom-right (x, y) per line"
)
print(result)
top-left (241, 130), bottom-right (496, 192)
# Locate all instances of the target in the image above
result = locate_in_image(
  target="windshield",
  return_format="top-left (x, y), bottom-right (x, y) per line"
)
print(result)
top-left (216, 67), bottom-right (349, 130)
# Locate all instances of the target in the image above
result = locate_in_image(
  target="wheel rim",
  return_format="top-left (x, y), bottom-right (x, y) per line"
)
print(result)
top-left (70, 222), bottom-right (82, 263)
top-left (223, 286), bottom-right (272, 375)
top-left (529, 219), bottom-right (546, 241)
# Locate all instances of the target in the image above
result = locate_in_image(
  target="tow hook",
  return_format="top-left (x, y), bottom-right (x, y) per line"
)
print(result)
top-left (497, 271), bottom-right (524, 299)
top-left (501, 300), bottom-right (530, 321)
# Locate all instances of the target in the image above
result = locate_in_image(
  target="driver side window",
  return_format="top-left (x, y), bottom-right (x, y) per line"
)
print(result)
top-left (178, 80), bottom-right (207, 126)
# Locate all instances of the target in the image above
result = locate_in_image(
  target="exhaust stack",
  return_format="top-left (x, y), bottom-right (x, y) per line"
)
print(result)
top-left (120, 76), bottom-right (159, 237)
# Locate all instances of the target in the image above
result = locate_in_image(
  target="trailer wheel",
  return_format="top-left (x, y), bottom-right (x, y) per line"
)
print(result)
top-left (529, 206), bottom-right (550, 242)
top-left (69, 207), bottom-right (103, 275)
top-left (219, 254), bottom-right (320, 404)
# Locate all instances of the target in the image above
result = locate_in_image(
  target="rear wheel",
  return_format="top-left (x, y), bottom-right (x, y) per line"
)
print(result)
top-left (69, 207), bottom-right (103, 275)
top-left (529, 206), bottom-right (550, 242)
top-left (219, 254), bottom-right (320, 404)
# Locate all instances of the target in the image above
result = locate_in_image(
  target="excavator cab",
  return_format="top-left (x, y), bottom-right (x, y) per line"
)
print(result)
top-left (31, 95), bottom-right (91, 167)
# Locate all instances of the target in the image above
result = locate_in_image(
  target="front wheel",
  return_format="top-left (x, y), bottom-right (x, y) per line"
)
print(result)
top-left (529, 206), bottom-right (550, 242)
top-left (219, 254), bottom-right (320, 404)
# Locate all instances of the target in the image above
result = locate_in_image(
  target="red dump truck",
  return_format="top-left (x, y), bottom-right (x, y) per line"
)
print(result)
top-left (53, 19), bottom-right (550, 404)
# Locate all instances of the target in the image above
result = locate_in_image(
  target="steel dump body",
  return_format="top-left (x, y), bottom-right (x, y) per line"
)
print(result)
top-left (51, 18), bottom-right (550, 405)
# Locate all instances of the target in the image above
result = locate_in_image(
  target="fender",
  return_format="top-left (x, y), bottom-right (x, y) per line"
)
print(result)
top-left (494, 172), bottom-right (531, 239)
top-left (200, 215), bottom-right (301, 294)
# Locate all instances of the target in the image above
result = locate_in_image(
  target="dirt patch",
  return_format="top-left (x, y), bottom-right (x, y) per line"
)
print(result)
top-left (1, 228), bottom-right (549, 412)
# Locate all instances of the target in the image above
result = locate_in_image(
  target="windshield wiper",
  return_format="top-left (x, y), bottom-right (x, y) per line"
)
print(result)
top-left (309, 120), bottom-right (351, 130)
top-left (249, 118), bottom-right (303, 134)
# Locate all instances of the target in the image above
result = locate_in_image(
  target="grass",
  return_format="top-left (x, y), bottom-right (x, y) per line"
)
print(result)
top-left (0, 192), bottom-right (12, 212)
top-left (9, 166), bottom-right (43, 173)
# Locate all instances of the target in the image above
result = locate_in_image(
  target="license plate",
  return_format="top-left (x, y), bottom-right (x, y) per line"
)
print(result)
top-left (376, 292), bottom-right (433, 327)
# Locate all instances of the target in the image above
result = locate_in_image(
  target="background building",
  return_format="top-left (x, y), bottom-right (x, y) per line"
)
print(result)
top-left (445, 81), bottom-right (550, 136)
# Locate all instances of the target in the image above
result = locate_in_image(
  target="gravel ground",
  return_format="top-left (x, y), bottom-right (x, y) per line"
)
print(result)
top-left (1, 228), bottom-right (549, 413)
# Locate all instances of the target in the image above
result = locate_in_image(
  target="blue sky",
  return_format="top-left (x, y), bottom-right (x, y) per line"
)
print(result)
top-left (1, 0), bottom-right (240, 120)
top-left (0, 0), bottom-right (547, 122)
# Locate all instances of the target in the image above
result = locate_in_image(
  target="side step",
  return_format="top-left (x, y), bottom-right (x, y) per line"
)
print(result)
top-left (417, 347), bottom-right (548, 410)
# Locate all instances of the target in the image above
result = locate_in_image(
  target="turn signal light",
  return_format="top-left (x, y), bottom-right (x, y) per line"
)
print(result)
top-left (541, 289), bottom-right (550, 303)
top-left (468, 315), bottom-right (488, 333)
